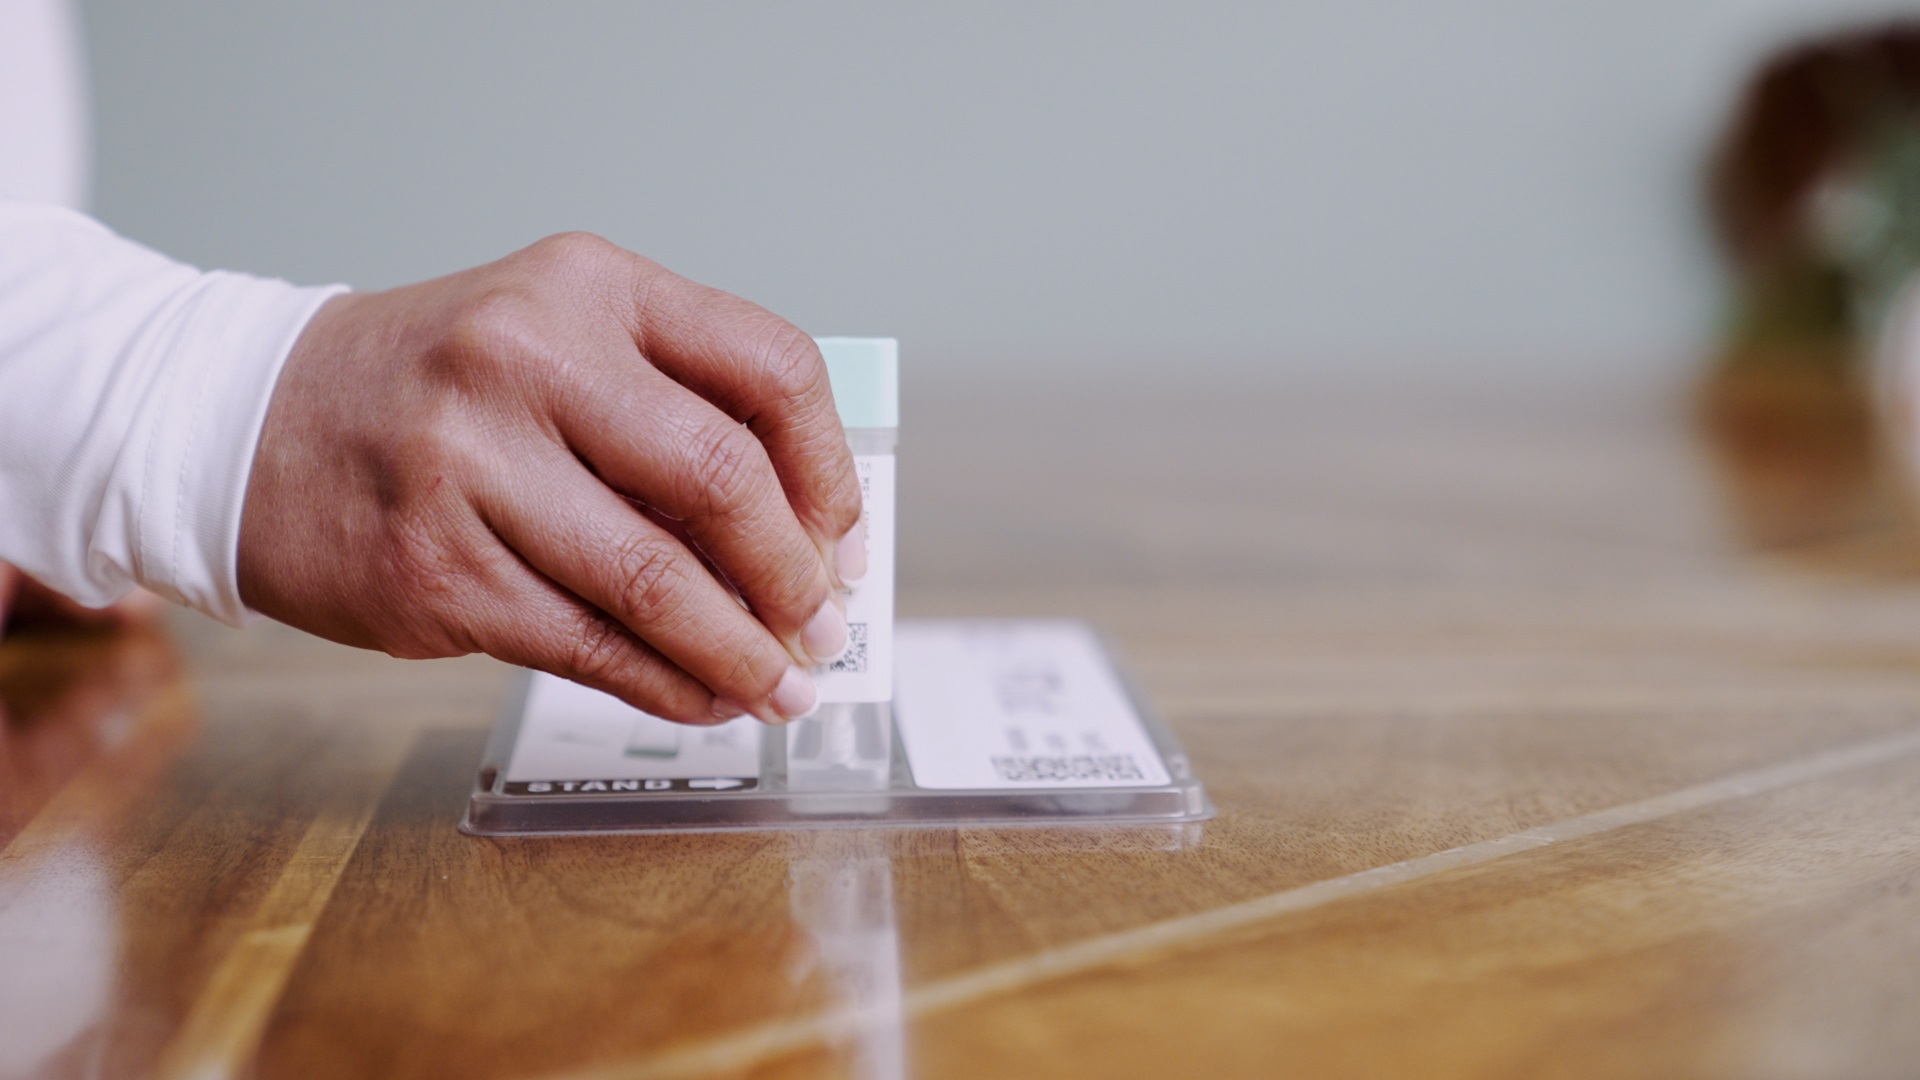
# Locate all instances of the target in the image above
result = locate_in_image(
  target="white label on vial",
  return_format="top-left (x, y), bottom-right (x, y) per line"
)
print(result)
top-left (814, 454), bottom-right (894, 704)
top-left (892, 620), bottom-right (1173, 789)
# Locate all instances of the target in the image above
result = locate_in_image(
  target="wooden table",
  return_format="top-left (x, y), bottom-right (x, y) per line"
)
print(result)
top-left (5, 375), bottom-right (1920, 1079)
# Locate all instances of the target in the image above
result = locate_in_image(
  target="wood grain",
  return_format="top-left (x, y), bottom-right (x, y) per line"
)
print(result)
top-left (5, 376), bottom-right (1920, 1078)
top-left (895, 741), bottom-right (1920, 1080)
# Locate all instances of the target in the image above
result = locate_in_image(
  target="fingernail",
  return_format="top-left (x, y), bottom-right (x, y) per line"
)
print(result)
top-left (835, 521), bottom-right (868, 586)
top-left (770, 665), bottom-right (819, 721)
top-left (710, 698), bottom-right (745, 721)
top-left (801, 599), bottom-right (850, 664)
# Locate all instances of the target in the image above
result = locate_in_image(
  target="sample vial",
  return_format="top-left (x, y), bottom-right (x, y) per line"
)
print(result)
top-left (784, 338), bottom-right (898, 792)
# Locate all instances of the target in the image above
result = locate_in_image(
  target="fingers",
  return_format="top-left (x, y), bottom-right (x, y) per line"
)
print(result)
top-left (467, 555), bottom-right (726, 725)
top-left (617, 262), bottom-right (865, 581)
top-left (478, 450), bottom-right (823, 724)
top-left (554, 355), bottom-right (848, 666)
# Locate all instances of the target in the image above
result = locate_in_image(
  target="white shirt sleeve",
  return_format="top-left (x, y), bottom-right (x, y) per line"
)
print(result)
top-left (0, 203), bottom-right (347, 624)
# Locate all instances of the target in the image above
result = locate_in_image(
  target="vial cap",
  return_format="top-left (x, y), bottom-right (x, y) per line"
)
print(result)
top-left (815, 337), bottom-right (898, 429)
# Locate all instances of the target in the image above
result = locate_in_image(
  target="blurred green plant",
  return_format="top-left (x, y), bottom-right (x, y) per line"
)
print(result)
top-left (1710, 24), bottom-right (1920, 381)
top-left (1822, 120), bottom-right (1920, 342)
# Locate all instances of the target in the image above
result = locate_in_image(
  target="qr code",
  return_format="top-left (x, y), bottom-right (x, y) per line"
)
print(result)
top-left (990, 754), bottom-right (1145, 782)
top-left (830, 622), bottom-right (869, 673)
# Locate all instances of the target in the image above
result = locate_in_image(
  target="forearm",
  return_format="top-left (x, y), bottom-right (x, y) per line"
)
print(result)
top-left (0, 203), bottom-right (343, 623)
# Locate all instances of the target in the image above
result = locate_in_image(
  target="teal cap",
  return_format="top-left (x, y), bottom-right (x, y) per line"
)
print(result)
top-left (815, 337), bottom-right (898, 429)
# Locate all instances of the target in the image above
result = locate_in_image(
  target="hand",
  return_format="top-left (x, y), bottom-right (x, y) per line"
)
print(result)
top-left (237, 234), bottom-right (864, 726)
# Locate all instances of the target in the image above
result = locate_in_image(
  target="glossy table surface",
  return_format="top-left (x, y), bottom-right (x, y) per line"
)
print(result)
top-left (5, 374), bottom-right (1920, 1079)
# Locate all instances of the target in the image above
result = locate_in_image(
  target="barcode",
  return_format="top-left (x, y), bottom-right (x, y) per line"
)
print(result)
top-left (990, 754), bottom-right (1145, 782)
top-left (830, 622), bottom-right (869, 674)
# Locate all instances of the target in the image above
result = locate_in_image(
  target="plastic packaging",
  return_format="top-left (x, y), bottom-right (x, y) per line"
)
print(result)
top-left (462, 619), bottom-right (1212, 835)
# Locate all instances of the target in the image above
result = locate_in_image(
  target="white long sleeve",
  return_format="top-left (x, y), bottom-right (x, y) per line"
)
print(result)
top-left (0, 204), bottom-right (346, 624)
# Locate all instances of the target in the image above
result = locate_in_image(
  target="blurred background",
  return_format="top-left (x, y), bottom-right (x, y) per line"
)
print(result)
top-left (75, 0), bottom-right (1920, 388)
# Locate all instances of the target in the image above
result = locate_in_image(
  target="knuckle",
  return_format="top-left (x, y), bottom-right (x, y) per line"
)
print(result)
top-left (721, 522), bottom-right (823, 615)
top-left (530, 230), bottom-right (618, 269)
top-left (609, 532), bottom-right (687, 627)
top-left (372, 514), bottom-right (492, 660)
top-left (523, 233), bottom-right (637, 305)
top-left (778, 423), bottom-right (862, 535)
top-left (436, 290), bottom-right (553, 392)
top-left (373, 413), bottom-right (481, 514)
top-left (383, 509), bottom-right (478, 604)
top-left (756, 545), bottom-right (824, 620)
top-left (713, 633), bottom-right (779, 699)
top-left (442, 288), bottom-right (531, 360)
top-left (566, 614), bottom-right (635, 687)
top-left (383, 506), bottom-right (457, 591)
top-left (495, 232), bottom-right (644, 351)
top-left (755, 326), bottom-right (829, 405)
top-left (818, 459), bottom-right (863, 533)
top-left (686, 421), bottom-right (768, 519)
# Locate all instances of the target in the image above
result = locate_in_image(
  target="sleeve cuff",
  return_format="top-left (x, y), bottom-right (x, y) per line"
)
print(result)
top-left (134, 275), bottom-right (348, 626)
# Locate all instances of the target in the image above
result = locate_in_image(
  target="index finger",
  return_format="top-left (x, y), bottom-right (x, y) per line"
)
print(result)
top-left (618, 262), bottom-right (863, 572)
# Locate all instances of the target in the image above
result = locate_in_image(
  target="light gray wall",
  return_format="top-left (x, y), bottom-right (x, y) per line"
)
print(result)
top-left (78, 0), bottom-right (1920, 381)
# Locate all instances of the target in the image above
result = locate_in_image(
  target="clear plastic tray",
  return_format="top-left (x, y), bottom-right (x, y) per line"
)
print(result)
top-left (460, 619), bottom-right (1213, 835)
